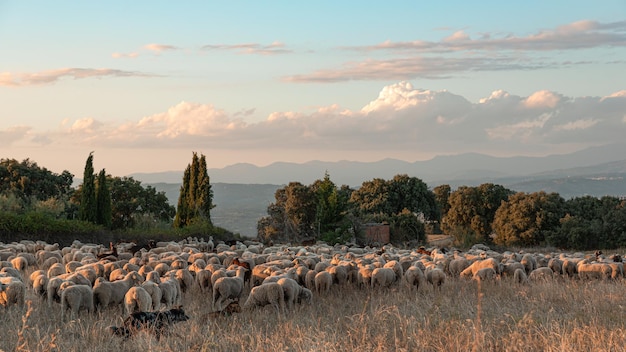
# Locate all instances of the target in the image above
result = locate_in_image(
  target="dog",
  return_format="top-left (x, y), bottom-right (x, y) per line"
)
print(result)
top-left (110, 306), bottom-right (190, 340)
top-left (200, 301), bottom-right (242, 323)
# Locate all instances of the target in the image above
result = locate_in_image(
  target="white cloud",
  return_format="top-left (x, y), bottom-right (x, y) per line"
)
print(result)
top-left (18, 83), bottom-right (626, 158)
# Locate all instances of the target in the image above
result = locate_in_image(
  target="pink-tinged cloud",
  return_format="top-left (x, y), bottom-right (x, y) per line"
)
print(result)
top-left (20, 82), bottom-right (626, 157)
top-left (0, 68), bottom-right (157, 87)
top-left (0, 126), bottom-right (31, 146)
top-left (144, 44), bottom-right (179, 52)
top-left (287, 20), bottom-right (626, 83)
top-left (350, 20), bottom-right (626, 53)
top-left (112, 52), bottom-right (139, 59)
top-left (202, 41), bottom-right (292, 55)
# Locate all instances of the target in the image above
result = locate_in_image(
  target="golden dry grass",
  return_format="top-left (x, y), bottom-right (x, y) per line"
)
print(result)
top-left (3, 271), bottom-right (626, 352)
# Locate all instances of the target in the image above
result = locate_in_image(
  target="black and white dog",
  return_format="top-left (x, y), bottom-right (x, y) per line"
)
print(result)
top-left (110, 306), bottom-right (190, 340)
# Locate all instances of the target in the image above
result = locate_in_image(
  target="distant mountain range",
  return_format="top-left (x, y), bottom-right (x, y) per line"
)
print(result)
top-left (131, 143), bottom-right (626, 238)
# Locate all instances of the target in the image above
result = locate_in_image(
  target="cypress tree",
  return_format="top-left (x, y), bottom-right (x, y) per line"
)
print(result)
top-left (174, 152), bottom-right (214, 227)
top-left (79, 152), bottom-right (97, 223)
top-left (96, 168), bottom-right (112, 228)
top-left (198, 154), bottom-right (214, 223)
top-left (174, 166), bottom-right (191, 228)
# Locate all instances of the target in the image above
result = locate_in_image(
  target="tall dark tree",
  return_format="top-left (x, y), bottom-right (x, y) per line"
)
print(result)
top-left (79, 152), bottom-right (97, 223)
top-left (174, 152), bottom-right (215, 228)
top-left (95, 169), bottom-right (112, 228)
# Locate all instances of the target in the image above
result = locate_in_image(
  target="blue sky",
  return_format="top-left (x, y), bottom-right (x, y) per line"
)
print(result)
top-left (1, 1), bottom-right (625, 177)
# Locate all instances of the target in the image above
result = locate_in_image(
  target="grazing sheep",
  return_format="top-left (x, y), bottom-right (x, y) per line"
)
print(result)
top-left (472, 267), bottom-right (497, 283)
top-left (124, 286), bottom-right (153, 315)
top-left (212, 267), bottom-right (246, 311)
top-left (93, 271), bottom-right (144, 312)
top-left (159, 276), bottom-right (182, 308)
top-left (30, 270), bottom-right (49, 298)
top-left (314, 271), bottom-right (333, 295)
top-left (0, 276), bottom-right (26, 309)
top-left (561, 259), bottom-right (579, 278)
top-left (548, 258), bottom-right (563, 275)
top-left (60, 282), bottom-right (94, 321)
top-left (404, 266), bottom-right (426, 291)
top-left (304, 269), bottom-right (317, 292)
top-left (426, 268), bottom-right (446, 289)
top-left (501, 261), bottom-right (526, 278)
top-left (357, 265), bottom-right (375, 288)
top-left (460, 258), bottom-right (500, 278)
top-left (243, 282), bottom-right (286, 316)
top-left (277, 277), bottom-right (311, 311)
top-left (528, 267), bottom-right (556, 281)
top-left (371, 267), bottom-right (396, 288)
top-left (577, 261), bottom-right (612, 280)
top-left (195, 269), bottom-right (213, 293)
top-left (448, 258), bottom-right (470, 278)
top-left (141, 280), bottom-right (162, 310)
top-left (513, 268), bottom-right (528, 284)
top-left (47, 277), bottom-right (67, 307)
top-left (520, 253), bottom-right (537, 275)
top-left (10, 256), bottom-right (28, 272)
top-left (383, 260), bottom-right (404, 282)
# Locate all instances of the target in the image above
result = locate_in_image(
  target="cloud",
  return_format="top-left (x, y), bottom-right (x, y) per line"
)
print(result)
top-left (143, 44), bottom-right (179, 52)
top-left (202, 41), bottom-right (292, 55)
top-left (0, 126), bottom-right (31, 146)
top-left (350, 20), bottom-right (626, 53)
top-left (112, 52), bottom-right (139, 59)
top-left (0, 68), bottom-right (158, 87)
top-left (286, 20), bottom-right (626, 83)
top-left (20, 82), bottom-right (626, 157)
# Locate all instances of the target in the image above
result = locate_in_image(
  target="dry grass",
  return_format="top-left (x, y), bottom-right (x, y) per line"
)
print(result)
top-left (3, 271), bottom-right (626, 352)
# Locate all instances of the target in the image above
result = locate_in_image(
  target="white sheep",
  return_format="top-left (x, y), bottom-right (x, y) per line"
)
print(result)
top-left (314, 271), bottom-right (333, 295)
top-left (520, 253), bottom-right (537, 275)
top-left (124, 286), bottom-right (153, 315)
top-left (0, 276), bottom-right (26, 309)
top-left (404, 266), bottom-right (426, 291)
top-left (243, 282), bottom-right (285, 317)
top-left (60, 282), bottom-right (94, 321)
top-left (426, 268), bottom-right (446, 289)
top-left (472, 267), bottom-right (497, 283)
top-left (528, 267), bottom-right (556, 281)
top-left (304, 269), bottom-right (317, 292)
top-left (460, 258), bottom-right (500, 278)
top-left (93, 271), bottom-right (143, 312)
top-left (159, 276), bottom-right (182, 308)
top-left (10, 256), bottom-right (28, 272)
top-left (141, 280), bottom-right (162, 310)
top-left (195, 269), bottom-right (213, 293)
top-left (371, 267), bottom-right (396, 288)
top-left (277, 277), bottom-right (311, 311)
top-left (513, 268), bottom-right (528, 284)
top-left (212, 267), bottom-right (246, 311)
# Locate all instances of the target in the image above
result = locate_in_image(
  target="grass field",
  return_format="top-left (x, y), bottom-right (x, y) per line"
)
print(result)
top-left (3, 267), bottom-right (626, 352)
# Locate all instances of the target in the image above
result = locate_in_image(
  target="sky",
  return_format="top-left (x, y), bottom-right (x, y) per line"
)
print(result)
top-left (1, 1), bottom-right (626, 178)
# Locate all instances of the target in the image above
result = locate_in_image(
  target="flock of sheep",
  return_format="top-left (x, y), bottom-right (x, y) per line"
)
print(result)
top-left (0, 237), bottom-right (623, 331)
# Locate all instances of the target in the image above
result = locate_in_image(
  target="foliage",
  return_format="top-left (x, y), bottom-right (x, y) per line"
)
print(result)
top-left (433, 184), bottom-right (451, 221)
top-left (492, 191), bottom-right (565, 247)
top-left (0, 210), bottom-right (103, 244)
top-left (174, 152), bottom-right (215, 228)
top-left (79, 152), bottom-right (97, 223)
top-left (95, 169), bottom-right (112, 228)
top-left (0, 158), bottom-right (73, 208)
top-left (389, 209), bottom-right (426, 244)
top-left (106, 176), bottom-right (175, 230)
top-left (442, 183), bottom-right (513, 246)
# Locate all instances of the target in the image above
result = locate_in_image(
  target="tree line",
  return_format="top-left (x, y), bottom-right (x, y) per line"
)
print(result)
top-left (258, 175), bottom-right (626, 250)
top-left (2, 154), bottom-right (625, 250)
top-left (0, 152), bottom-right (219, 244)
